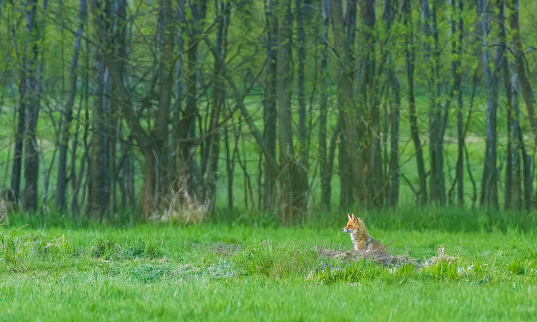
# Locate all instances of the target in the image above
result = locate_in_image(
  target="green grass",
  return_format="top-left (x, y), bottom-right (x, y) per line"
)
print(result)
top-left (1, 217), bottom-right (537, 321)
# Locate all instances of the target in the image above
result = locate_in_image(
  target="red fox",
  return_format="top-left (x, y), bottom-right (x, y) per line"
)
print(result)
top-left (342, 214), bottom-right (392, 254)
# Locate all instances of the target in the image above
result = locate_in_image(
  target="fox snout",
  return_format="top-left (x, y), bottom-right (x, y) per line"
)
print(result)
top-left (342, 228), bottom-right (353, 233)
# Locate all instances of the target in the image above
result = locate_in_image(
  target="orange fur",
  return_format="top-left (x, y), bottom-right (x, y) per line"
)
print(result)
top-left (342, 214), bottom-right (388, 254)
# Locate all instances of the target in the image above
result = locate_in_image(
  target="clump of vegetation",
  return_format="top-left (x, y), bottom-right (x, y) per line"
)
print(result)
top-left (123, 241), bottom-right (164, 259)
top-left (150, 188), bottom-right (210, 225)
top-left (90, 239), bottom-right (122, 260)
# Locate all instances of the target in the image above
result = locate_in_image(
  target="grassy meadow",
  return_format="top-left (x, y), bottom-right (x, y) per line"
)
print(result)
top-left (2, 208), bottom-right (537, 321)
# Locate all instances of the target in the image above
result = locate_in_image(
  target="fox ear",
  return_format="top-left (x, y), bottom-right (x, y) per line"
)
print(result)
top-left (347, 213), bottom-right (352, 221)
top-left (352, 213), bottom-right (357, 220)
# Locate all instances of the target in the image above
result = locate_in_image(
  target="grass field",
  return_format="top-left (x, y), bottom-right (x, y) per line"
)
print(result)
top-left (2, 211), bottom-right (537, 321)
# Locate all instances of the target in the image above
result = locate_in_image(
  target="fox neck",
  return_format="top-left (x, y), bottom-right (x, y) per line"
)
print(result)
top-left (350, 230), bottom-right (368, 251)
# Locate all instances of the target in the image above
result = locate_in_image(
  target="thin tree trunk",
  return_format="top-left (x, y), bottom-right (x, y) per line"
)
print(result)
top-left (170, 0), bottom-right (185, 190)
top-left (72, 36), bottom-right (91, 216)
top-left (9, 0), bottom-right (24, 209)
top-left (404, 0), bottom-right (427, 205)
top-left (122, 135), bottom-right (135, 209)
top-left (57, 0), bottom-right (87, 211)
top-left (70, 53), bottom-right (84, 218)
top-left (387, 75), bottom-right (401, 207)
top-left (422, 0), bottom-right (445, 205)
top-left (203, 0), bottom-right (230, 211)
top-left (90, 0), bottom-right (113, 220)
top-left (510, 72), bottom-right (522, 208)
top-left (493, 0), bottom-right (515, 209)
top-left (108, 0), bottom-right (127, 216)
top-left (22, 0), bottom-right (41, 212)
top-left (278, 0), bottom-right (307, 222)
top-left (224, 124), bottom-right (233, 209)
top-left (12, 76), bottom-right (25, 207)
top-left (478, 0), bottom-right (499, 207)
top-left (179, 0), bottom-right (207, 203)
top-left (295, 0), bottom-right (309, 207)
top-left (452, 0), bottom-right (464, 206)
top-left (360, 0), bottom-right (382, 208)
top-left (145, 0), bottom-right (174, 216)
top-left (523, 150), bottom-right (531, 210)
top-left (383, 0), bottom-right (400, 207)
top-left (296, 0), bottom-right (307, 171)
top-left (508, 0), bottom-right (536, 207)
top-left (118, 124), bottom-right (127, 209)
top-left (509, 0), bottom-right (537, 142)
top-left (263, 0), bottom-right (278, 211)
top-left (319, 0), bottom-right (332, 210)
top-left (331, 0), bottom-right (363, 209)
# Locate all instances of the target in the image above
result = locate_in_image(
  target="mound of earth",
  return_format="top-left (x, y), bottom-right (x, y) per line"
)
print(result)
top-left (318, 247), bottom-right (457, 269)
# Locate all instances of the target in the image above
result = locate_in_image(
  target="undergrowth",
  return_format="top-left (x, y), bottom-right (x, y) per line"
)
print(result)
top-left (4, 206), bottom-right (537, 234)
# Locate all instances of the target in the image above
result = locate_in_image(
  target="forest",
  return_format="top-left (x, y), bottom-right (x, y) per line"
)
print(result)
top-left (1, 0), bottom-right (537, 224)
top-left (3, 1), bottom-right (537, 320)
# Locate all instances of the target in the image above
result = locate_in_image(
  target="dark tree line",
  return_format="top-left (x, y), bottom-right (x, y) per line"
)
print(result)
top-left (1, 0), bottom-right (537, 223)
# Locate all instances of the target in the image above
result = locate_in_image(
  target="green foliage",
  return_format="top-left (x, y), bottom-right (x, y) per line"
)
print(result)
top-left (508, 258), bottom-right (526, 275)
top-left (317, 260), bottom-right (384, 284)
top-left (123, 240), bottom-right (164, 260)
top-left (425, 260), bottom-right (461, 280)
top-left (90, 239), bottom-right (122, 260)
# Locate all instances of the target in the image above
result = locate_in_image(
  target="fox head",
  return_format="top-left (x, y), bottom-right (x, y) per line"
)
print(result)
top-left (342, 213), bottom-right (361, 233)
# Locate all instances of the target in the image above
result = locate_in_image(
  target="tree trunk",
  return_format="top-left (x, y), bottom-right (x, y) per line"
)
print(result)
top-left (422, 0), bottom-right (445, 205)
top-left (510, 72), bottom-right (522, 209)
top-left (90, 0), bottom-right (113, 220)
top-left (387, 76), bottom-right (401, 207)
top-left (277, 0), bottom-right (293, 220)
top-left (383, 0), bottom-right (400, 207)
top-left (108, 0), bottom-right (128, 216)
top-left (331, 0), bottom-right (364, 209)
top-left (493, 0), bottom-right (514, 209)
top-left (203, 0), bottom-right (230, 211)
top-left (278, 0), bottom-right (307, 222)
top-left (115, 0), bottom-right (131, 210)
top-left (404, 0), bottom-right (427, 205)
top-left (296, 0), bottom-right (308, 171)
top-left (12, 75), bottom-right (25, 207)
top-left (170, 0), bottom-right (185, 190)
top-left (263, 0), bottom-right (278, 211)
top-left (360, 0), bottom-right (382, 208)
top-left (148, 0), bottom-right (174, 215)
top-left (224, 124), bottom-right (233, 209)
top-left (295, 0), bottom-right (309, 207)
top-left (478, 0), bottom-right (499, 207)
top-left (179, 0), bottom-right (207, 203)
top-left (57, 0), bottom-right (87, 211)
top-left (452, 0), bottom-right (464, 206)
top-left (22, 0), bottom-right (41, 212)
top-left (319, 0), bottom-right (332, 210)
top-left (508, 0), bottom-right (536, 207)
top-left (71, 38), bottom-right (90, 216)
